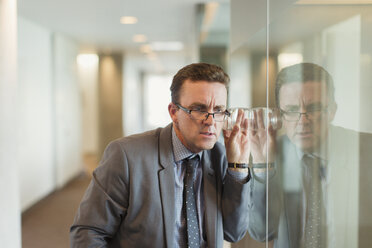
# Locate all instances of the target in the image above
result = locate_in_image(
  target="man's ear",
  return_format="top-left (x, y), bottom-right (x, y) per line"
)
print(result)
top-left (168, 103), bottom-right (178, 122)
top-left (328, 102), bottom-right (337, 122)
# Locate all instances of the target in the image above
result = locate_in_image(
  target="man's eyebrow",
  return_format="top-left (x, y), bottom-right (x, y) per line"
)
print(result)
top-left (189, 103), bottom-right (226, 109)
top-left (214, 105), bottom-right (226, 110)
top-left (306, 102), bottom-right (323, 107)
top-left (189, 103), bottom-right (207, 108)
top-left (283, 104), bottom-right (300, 111)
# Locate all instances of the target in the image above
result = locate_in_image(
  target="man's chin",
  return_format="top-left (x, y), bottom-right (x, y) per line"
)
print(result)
top-left (196, 140), bottom-right (217, 151)
top-left (294, 138), bottom-right (317, 152)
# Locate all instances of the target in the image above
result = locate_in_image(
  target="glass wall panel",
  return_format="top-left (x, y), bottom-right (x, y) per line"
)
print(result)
top-left (230, 1), bottom-right (271, 247)
top-left (230, 0), bottom-right (372, 247)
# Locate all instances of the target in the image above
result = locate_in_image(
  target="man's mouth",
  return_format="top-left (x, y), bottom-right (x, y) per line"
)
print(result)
top-left (295, 131), bottom-right (313, 138)
top-left (200, 131), bottom-right (215, 137)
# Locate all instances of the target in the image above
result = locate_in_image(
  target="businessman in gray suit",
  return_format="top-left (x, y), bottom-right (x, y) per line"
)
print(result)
top-left (245, 63), bottom-right (372, 248)
top-left (70, 63), bottom-right (251, 247)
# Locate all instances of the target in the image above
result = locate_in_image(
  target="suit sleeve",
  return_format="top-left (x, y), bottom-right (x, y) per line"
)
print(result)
top-left (222, 169), bottom-right (251, 243)
top-left (209, 143), bottom-right (250, 243)
top-left (245, 165), bottom-right (281, 242)
top-left (70, 141), bottom-right (130, 247)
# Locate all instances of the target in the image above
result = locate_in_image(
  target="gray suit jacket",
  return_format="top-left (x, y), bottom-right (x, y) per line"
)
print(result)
top-left (246, 126), bottom-right (372, 248)
top-left (70, 123), bottom-right (250, 247)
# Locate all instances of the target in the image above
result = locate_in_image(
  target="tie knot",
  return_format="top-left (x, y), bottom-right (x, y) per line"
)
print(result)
top-left (302, 154), bottom-right (323, 182)
top-left (185, 155), bottom-right (199, 173)
top-left (302, 154), bottom-right (321, 167)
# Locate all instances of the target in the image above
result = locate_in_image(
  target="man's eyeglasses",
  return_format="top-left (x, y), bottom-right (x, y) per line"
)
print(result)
top-left (280, 105), bottom-right (328, 122)
top-left (176, 104), bottom-right (230, 122)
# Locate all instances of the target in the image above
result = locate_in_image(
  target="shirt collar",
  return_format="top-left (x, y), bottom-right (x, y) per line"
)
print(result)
top-left (171, 126), bottom-right (202, 163)
top-left (295, 141), bottom-right (327, 162)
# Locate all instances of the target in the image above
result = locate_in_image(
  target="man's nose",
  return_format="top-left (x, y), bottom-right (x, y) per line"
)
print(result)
top-left (297, 104), bottom-right (310, 123)
top-left (297, 112), bottom-right (311, 124)
top-left (203, 113), bottom-right (215, 125)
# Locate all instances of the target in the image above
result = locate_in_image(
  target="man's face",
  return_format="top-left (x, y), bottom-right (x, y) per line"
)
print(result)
top-left (279, 81), bottom-right (335, 153)
top-left (168, 80), bottom-right (227, 153)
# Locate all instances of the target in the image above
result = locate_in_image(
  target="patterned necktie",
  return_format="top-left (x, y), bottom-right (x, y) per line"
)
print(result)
top-left (302, 154), bottom-right (326, 248)
top-left (183, 156), bottom-right (200, 248)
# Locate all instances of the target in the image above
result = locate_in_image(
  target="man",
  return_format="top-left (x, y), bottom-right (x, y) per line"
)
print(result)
top-left (70, 63), bottom-right (251, 247)
top-left (246, 63), bottom-right (372, 248)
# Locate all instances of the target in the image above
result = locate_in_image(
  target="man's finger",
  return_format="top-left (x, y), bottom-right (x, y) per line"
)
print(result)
top-left (228, 125), bottom-right (240, 144)
top-left (235, 109), bottom-right (244, 125)
top-left (241, 117), bottom-right (248, 134)
top-left (223, 129), bottom-right (231, 139)
top-left (256, 109), bottom-right (265, 129)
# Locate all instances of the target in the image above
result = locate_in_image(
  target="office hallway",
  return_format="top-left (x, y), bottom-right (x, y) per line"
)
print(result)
top-left (21, 174), bottom-right (91, 248)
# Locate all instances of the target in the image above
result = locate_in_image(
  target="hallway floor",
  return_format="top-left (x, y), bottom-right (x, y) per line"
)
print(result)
top-left (22, 174), bottom-right (90, 248)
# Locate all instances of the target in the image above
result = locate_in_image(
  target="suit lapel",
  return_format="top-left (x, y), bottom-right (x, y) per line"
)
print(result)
top-left (158, 124), bottom-right (175, 248)
top-left (202, 150), bottom-right (218, 248)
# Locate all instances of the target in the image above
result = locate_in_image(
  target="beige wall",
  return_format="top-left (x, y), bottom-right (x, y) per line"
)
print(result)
top-left (250, 53), bottom-right (277, 108)
top-left (98, 54), bottom-right (123, 157)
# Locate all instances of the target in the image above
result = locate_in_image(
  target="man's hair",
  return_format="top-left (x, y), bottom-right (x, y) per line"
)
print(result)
top-left (170, 63), bottom-right (230, 103)
top-left (275, 62), bottom-right (335, 107)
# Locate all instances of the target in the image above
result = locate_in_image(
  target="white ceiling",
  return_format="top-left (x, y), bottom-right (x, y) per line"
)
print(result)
top-left (18, 0), bottom-right (229, 54)
top-left (19, 0), bottom-right (370, 60)
top-left (231, 1), bottom-right (372, 53)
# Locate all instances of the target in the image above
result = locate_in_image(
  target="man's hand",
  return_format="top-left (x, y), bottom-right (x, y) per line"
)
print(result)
top-left (248, 108), bottom-right (276, 163)
top-left (223, 109), bottom-right (250, 163)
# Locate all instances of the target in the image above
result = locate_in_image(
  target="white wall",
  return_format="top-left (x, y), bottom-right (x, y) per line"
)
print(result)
top-left (123, 53), bottom-right (146, 136)
top-left (228, 50), bottom-right (252, 108)
top-left (123, 52), bottom-right (188, 136)
top-left (359, 16), bottom-right (372, 133)
top-left (322, 15), bottom-right (361, 132)
top-left (17, 16), bottom-right (55, 211)
top-left (0, 0), bottom-right (21, 246)
top-left (53, 34), bottom-right (83, 188)
top-left (17, 17), bottom-right (83, 210)
top-left (142, 73), bottom-right (173, 131)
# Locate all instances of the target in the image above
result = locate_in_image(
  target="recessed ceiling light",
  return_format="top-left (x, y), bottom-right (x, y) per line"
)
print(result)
top-left (140, 44), bottom-right (152, 53)
top-left (120, 16), bottom-right (138, 24)
top-left (77, 54), bottom-right (99, 68)
top-left (150, 41), bottom-right (184, 51)
top-left (133, 34), bottom-right (147, 43)
top-left (147, 52), bottom-right (158, 61)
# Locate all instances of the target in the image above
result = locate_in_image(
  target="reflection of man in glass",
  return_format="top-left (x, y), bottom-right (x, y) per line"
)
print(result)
top-left (246, 63), bottom-right (372, 248)
top-left (277, 63), bottom-right (336, 154)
